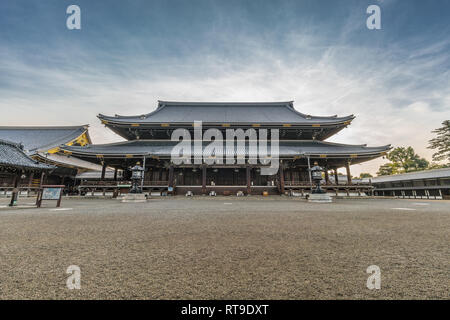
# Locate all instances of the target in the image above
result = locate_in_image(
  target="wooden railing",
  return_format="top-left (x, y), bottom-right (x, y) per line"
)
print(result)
top-left (284, 181), bottom-right (372, 187)
top-left (143, 181), bottom-right (169, 186)
top-left (79, 180), bottom-right (169, 187)
top-left (79, 181), bottom-right (121, 187)
top-left (0, 186), bottom-right (41, 196)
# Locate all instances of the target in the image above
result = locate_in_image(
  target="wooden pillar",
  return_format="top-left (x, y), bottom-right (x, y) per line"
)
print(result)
top-left (324, 169), bottom-right (330, 185)
top-left (35, 171), bottom-right (45, 206)
top-left (141, 157), bottom-right (146, 191)
top-left (202, 165), bottom-right (207, 194)
top-left (306, 156), bottom-right (312, 191)
top-left (345, 162), bottom-right (352, 185)
top-left (39, 172), bottom-right (44, 187)
top-left (27, 172), bottom-right (34, 196)
top-left (168, 165), bottom-right (174, 192)
top-left (334, 169), bottom-right (339, 185)
top-left (113, 167), bottom-right (118, 181)
top-left (246, 166), bottom-right (251, 195)
top-left (279, 163), bottom-right (285, 195)
top-left (101, 162), bottom-right (106, 181)
top-left (9, 171), bottom-right (21, 207)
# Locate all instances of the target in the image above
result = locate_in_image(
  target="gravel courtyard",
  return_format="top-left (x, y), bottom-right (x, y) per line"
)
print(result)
top-left (0, 196), bottom-right (448, 300)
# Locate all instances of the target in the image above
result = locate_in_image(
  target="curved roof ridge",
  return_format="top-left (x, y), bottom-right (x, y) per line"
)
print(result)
top-left (0, 125), bottom-right (90, 153)
top-left (61, 139), bottom-right (135, 149)
top-left (0, 138), bottom-right (23, 149)
top-left (288, 106), bottom-right (355, 121)
top-left (34, 127), bottom-right (88, 152)
top-left (157, 100), bottom-right (294, 106)
top-left (98, 101), bottom-right (295, 120)
top-left (98, 113), bottom-right (148, 120)
top-left (98, 106), bottom-right (161, 120)
top-left (61, 139), bottom-right (391, 150)
top-left (97, 101), bottom-right (354, 123)
top-left (310, 140), bottom-right (391, 149)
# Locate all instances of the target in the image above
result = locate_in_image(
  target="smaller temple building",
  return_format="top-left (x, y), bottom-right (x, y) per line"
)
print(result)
top-left (0, 125), bottom-right (102, 191)
top-left (0, 139), bottom-right (54, 204)
top-left (372, 168), bottom-right (450, 200)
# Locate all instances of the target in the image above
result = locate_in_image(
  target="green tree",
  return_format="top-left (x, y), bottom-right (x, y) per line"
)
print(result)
top-left (359, 173), bottom-right (373, 178)
top-left (377, 146), bottom-right (429, 175)
top-left (377, 163), bottom-right (399, 176)
top-left (387, 147), bottom-right (429, 172)
top-left (428, 162), bottom-right (450, 170)
top-left (428, 120), bottom-right (450, 163)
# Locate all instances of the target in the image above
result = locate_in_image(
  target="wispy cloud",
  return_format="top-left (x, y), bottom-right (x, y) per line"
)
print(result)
top-left (0, 0), bottom-right (449, 175)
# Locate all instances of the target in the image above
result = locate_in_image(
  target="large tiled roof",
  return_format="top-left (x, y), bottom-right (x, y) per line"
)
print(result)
top-left (0, 139), bottom-right (54, 170)
top-left (372, 168), bottom-right (450, 183)
top-left (98, 101), bottom-right (354, 125)
top-left (60, 139), bottom-right (390, 158)
top-left (0, 125), bottom-right (90, 153)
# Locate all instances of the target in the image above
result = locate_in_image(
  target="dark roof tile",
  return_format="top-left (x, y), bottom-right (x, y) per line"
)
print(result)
top-left (60, 139), bottom-right (390, 158)
top-left (0, 125), bottom-right (90, 153)
top-left (98, 101), bottom-right (354, 125)
top-left (0, 139), bottom-right (54, 170)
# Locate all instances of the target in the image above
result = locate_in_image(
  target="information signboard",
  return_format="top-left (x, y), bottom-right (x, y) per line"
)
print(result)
top-left (36, 185), bottom-right (64, 208)
top-left (42, 187), bottom-right (62, 200)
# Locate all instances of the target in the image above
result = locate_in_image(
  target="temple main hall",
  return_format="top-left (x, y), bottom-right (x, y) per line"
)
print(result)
top-left (58, 101), bottom-right (391, 195)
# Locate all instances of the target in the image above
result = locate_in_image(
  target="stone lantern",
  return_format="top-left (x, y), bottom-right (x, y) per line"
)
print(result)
top-left (308, 161), bottom-right (332, 203)
top-left (130, 162), bottom-right (144, 194)
top-left (310, 162), bottom-right (326, 194)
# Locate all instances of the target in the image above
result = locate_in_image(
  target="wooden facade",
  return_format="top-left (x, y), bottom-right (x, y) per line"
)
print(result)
top-left (59, 101), bottom-right (391, 196)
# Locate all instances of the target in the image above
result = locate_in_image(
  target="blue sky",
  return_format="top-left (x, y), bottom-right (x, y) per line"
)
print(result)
top-left (1, 0), bottom-right (449, 174)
